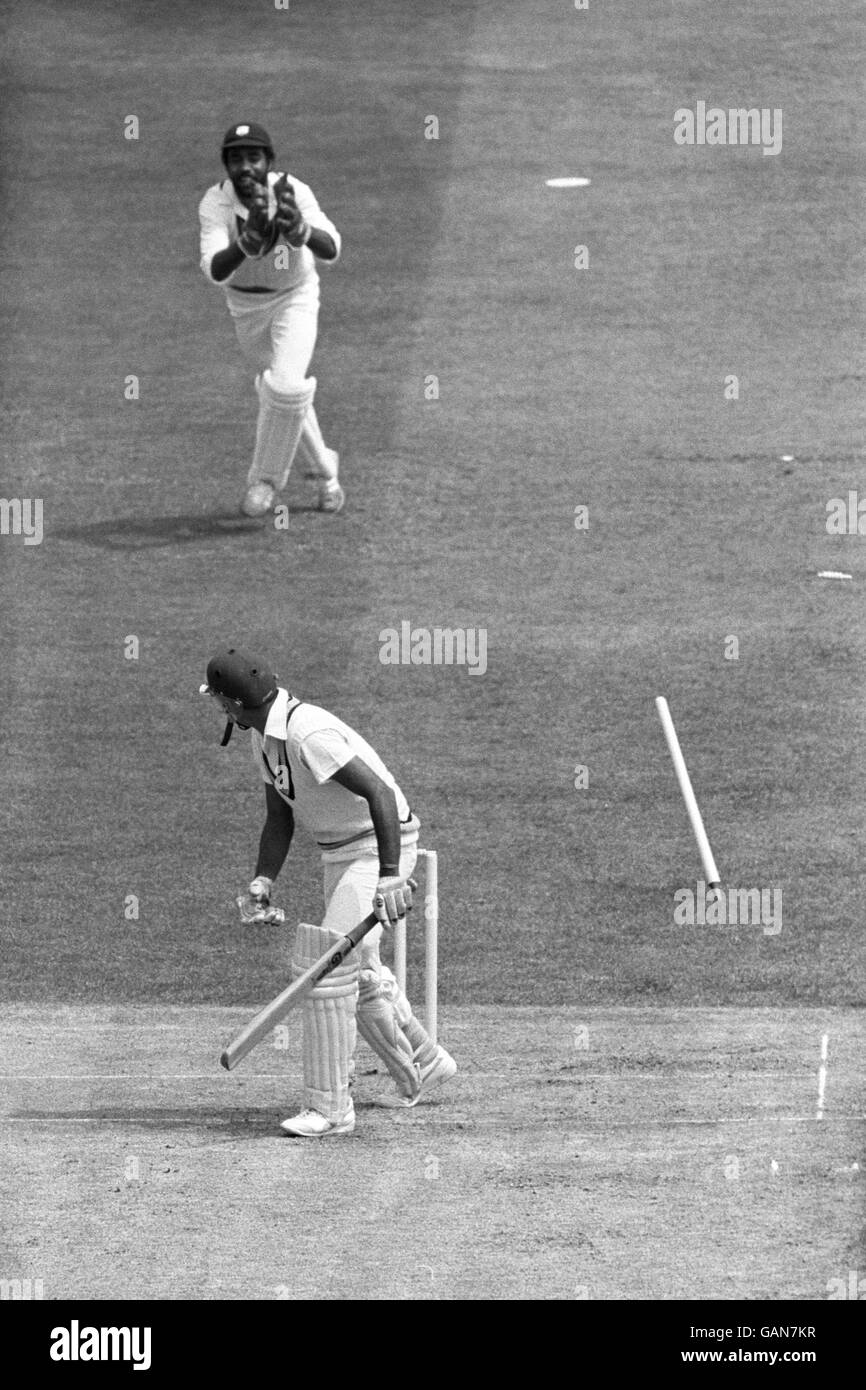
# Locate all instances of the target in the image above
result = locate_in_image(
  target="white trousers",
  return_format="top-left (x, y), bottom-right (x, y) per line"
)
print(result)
top-left (322, 844), bottom-right (419, 975)
top-left (226, 279), bottom-right (320, 388)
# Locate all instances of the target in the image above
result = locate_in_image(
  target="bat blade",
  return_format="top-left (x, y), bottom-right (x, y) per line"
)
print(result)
top-left (219, 911), bottom-right (379, 1071)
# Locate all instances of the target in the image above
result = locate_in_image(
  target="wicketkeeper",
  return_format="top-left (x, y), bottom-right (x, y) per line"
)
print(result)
top-left (200, 646), bottom-right (456, 1137)
top-left (198, 122), bottom-right (344, 519)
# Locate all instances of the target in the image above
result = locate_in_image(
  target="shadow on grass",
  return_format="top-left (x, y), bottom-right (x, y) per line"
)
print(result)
top-left (51, 507), bottom-right (322, 550)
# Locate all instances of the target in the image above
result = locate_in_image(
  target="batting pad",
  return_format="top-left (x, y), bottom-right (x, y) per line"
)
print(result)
top-left (296, 404), bottom-right (338, 480)
top-left (247, 373), bottom-right (316, 491)
top-left (292, 923), bottom-right (358, 1123)
top-left (357, 966), bottom-right (421, 1102)
top-left (380, 969), bottom-right (439, 1069)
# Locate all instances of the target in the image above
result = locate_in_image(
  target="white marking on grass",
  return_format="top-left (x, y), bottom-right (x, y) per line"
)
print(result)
top-left (0, 1073), bottom-right (231, 1080)
top-left (3, 1113), bottom-right (865, 1127)
top-left (0, 1070), bottom-right (821, 1081)
top-left (816, 1032), bottom-right (829, 1119)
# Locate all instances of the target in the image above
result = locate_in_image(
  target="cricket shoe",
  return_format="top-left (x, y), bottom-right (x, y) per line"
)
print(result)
top-left (317, 456), bottom-right (344, 513)
top-left (401, 1046), bottom-right (457, 1107)
top-left (241, 482), bottom-right (276, 517)
top-left (280, 1102), bottom-right (355, 1138)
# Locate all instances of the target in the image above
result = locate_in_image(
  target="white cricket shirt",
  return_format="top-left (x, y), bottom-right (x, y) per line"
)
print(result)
top-left (250, 689), bottom-right (413, 855)
top-left (198, 171), bottom-right (341, 292)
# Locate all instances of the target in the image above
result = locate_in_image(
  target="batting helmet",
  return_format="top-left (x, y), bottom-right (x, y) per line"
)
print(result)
top-left (200, 647), bottom-right (278, 745)
top-left (203, 647), bottom-right (278, 707)
top-left (221, 122), bottom-right (274, 161)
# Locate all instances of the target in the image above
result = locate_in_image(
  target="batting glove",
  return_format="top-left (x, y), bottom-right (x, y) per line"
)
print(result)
top-left (237, 876), bottom-right (286, 925)
top-left (373, 875), bottom-right (415, 927)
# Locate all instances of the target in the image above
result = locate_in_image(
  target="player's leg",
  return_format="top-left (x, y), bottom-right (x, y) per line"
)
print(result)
top-left (297, 404), bottom-right (343, 511)
top-left (322, 856), bottom-right (418, 1101)
top-left (323, 852), bottom-right (455, 1104)
top-left (386, 842), bottom-right (456, 1102)
top-left (229, 299), bottom-right (289, 516)
top-left (270, 288), bottom-right (344, 512)
top-left (243, 370), bottom-right (316, 513)
top-left (280, 923), bottom-right (358, 1137)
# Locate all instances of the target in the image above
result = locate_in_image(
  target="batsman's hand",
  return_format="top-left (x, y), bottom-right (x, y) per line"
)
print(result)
top-left (237, 876), bottom-right (286, 926)
top-left (273, 174), bottom-right (311, 248)
top-left (373, 875), bottom-right (416, 928)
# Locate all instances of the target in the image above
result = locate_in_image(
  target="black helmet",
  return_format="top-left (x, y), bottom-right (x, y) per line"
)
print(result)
top-left (200, 646), bottom-right (278, 745)
top-left (221, 122), bottom-right (274, 161)
top-left (203, 647), bottom-right (277, 707)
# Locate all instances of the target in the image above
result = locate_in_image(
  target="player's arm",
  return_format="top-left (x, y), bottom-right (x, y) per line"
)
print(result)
top-left (207, 184), bottom-right (273, 282)
top-left (199, 188), bottom-right (244, 284)
top-left (255, 783), bottom-right (295, 880)
top-left (307, 228), bottom-right (338, 261)
top-left (210, 240), bottom-right (247, 282)
top-left (330, 757), bottom-right (401, 874)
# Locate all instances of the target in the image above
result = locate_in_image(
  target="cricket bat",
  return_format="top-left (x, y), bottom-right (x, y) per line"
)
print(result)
top-left (220, 911), bottom-right (379, 1071)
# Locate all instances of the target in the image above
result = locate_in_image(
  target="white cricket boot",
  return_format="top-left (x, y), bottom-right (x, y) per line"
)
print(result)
top-left (317, 472), bottom-right (345, 513)
top-left (241, 482), bottom-right (276, 517)
top-left (420, 1045), bottom-right (457, 1091)
top-left (402, 1046), bottom-right (457, 1107)
top-left (280, 1100), bottom-right (356, 1137)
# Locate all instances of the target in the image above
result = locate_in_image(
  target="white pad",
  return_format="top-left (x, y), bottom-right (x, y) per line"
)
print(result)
top-left (380, 971), bottom-right (438, 1068)
top-left (292, 922), bottom-right (358, 1122)
top-left (296, 404), bottom-right (338, 481)
top-left (247, 373), bottom-right (316, 491)
top-left (357, 965), bottom-right (420, 1101)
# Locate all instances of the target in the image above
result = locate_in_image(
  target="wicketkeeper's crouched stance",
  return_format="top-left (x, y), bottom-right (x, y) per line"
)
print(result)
top-left (198, 122), bottom-right (344, 519)
top-left (201, 646), bottom-right (456, 1137)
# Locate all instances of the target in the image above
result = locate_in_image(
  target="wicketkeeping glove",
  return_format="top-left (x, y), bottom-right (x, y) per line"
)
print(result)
top-left (273, 174), bottom-right (312, 248)
top-left (236, 185), bottom-right (274, 258)
top-left (237, 876), bottom-right (286, 925)
top-left (373, 875), bottom-right (416, 927)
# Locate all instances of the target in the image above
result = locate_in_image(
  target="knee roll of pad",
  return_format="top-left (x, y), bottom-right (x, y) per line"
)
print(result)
top-left (263, 370), bottom-right (316, 408)
top-left (376, 965), bottom-right (413, 1027)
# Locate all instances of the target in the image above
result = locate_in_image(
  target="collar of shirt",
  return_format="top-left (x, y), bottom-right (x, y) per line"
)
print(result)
top-left (262, 687), bottom-right (300, 739)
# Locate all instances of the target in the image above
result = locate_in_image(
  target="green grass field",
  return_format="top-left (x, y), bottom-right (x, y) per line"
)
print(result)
top-left (1, 0), bottom-right (863, 1301)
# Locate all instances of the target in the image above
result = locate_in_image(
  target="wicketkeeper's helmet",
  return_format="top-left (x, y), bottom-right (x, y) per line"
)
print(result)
top-left (199, 646), bottom-right (278, 745)
top-left (221, 122), bottom-right (275, 162)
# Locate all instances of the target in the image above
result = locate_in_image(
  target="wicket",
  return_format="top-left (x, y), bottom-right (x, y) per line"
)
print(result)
top-left (393, 847), bottom-right (438, 1045)
top-left (655, 696), bottom-right (722, 899)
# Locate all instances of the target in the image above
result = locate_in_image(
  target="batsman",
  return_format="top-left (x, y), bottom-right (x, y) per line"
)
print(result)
top-left (200, 646), bottom-right (456, 1137)
top-left (198, 122), bottom-right (344, 518)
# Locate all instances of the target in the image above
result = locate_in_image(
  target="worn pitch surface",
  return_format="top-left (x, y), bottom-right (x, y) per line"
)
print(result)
top-left (1, 1005), bottom-right (862, 1300)
top-left (1, 0), bottom-right (863, 1301)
